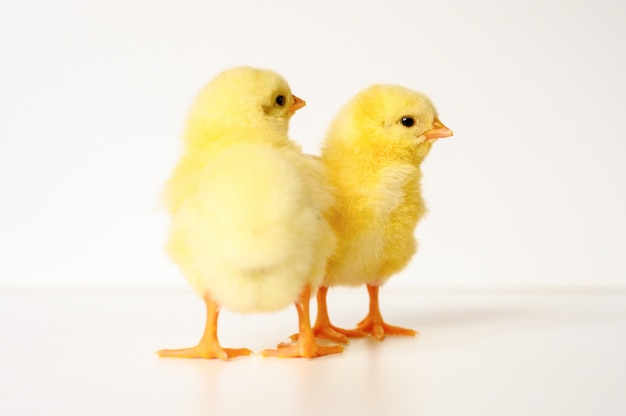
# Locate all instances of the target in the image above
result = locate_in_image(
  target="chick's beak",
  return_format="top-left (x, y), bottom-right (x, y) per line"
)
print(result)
top-left (289, 95), bottom-right (306, 114)
top-left (423, 118), bottom-right (453, 140)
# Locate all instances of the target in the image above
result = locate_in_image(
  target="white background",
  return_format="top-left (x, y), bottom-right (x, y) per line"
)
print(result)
top-left (1, 0), bottom-right (625, 289)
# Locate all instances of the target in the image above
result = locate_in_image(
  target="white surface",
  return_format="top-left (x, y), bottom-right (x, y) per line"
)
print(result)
top-left (1, 0), bottom-right (626, 288)
top-left (1, 288), bottom-right (625, 416)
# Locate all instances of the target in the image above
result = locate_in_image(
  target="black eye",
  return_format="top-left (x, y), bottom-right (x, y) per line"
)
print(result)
top-left (401, 117), bottom-right (415, 127)
top-left (275, 94), bottom-right (286, 106)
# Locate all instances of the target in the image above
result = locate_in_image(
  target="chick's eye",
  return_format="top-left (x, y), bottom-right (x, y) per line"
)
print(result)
top-left (401, 117), bottom-right (415, 127)
top-left (275, 94), bottom-right (286, 106)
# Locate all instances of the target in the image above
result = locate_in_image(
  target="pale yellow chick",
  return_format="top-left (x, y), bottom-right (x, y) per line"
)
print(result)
top-left (158, 67), bottom-right (343, 359)
top-left (314, 84), bottom-right (453, 342)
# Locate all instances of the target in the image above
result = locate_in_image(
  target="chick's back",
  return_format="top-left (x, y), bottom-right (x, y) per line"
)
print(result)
top-left (167, 142), bottom-right (336, 313)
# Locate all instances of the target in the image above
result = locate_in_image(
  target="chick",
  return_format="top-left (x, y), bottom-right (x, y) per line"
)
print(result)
top-left (158, 66), bottom-right (343, 359)
top-left (314, 84), bottom-right (453, 342)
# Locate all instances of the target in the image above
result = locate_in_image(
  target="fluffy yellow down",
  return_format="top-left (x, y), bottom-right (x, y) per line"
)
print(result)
top-left (321, 85), bottom-right (441, 287)
top-left (164, 67), bottom-right (336, 313)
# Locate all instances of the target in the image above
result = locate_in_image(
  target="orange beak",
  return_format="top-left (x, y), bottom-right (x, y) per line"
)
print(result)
top-left (423, 118), bottom-right (453, 140)
top-left (289, 95), bottom-right (306, 114)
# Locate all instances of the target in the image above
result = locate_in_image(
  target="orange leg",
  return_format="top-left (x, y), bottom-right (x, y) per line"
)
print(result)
top-left (157, 294), bottom-right (252, 360)
top-left (300, 286), bottom-right (364, 343)
top-left (352, 284), bottom-right (418, 341)
top-left (262, 285), bottom-right (344, 358)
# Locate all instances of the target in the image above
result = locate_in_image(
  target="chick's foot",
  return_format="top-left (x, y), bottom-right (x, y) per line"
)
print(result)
top-left (354, 284), bottom-right (418, 341)
top-left (352, 316), bottom-right (417, 341)
top-left (313, 324), bottom-right (356, 344)
top-left (157, 346), bottom-right (251, 360)
top-left (158, 294), bottom-right (251, 360)
top-left (266, 284), bottom-right (344, 358)
top-left (289, 322), bottom-right (355, 344)
top-left (261, 340), bottom-right (344, 359)
top-left (290, 285), bottom-right (355, 344)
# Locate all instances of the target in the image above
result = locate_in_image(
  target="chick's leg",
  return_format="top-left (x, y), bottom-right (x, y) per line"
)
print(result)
top-left (262, 285), bottom-right (344, 358)
top-left (157, 294), bottom-right (251, 360)
top-left (352, 284), bottom-right (418, 341)
top-left (309, 286), bottom-right (363, 343)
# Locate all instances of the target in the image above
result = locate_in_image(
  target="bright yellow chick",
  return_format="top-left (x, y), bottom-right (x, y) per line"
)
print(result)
top-left (158, 66), bottom-right (343, 359)
top-left (314, 84), bottom-right (453, 342)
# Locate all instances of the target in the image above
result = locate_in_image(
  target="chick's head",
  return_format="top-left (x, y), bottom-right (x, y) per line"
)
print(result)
top-left (325, 84), bottom-right (452, 163)
top-left (184, 66), bottom-right (305, 148)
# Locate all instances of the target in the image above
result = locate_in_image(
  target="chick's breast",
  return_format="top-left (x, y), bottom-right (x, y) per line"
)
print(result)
top-left (323, 153), bottom-right (426, 287)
